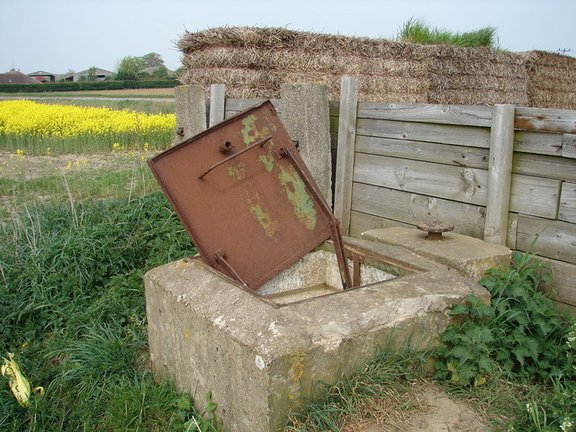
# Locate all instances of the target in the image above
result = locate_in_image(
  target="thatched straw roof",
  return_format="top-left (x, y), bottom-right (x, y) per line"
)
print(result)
top-left (178, 26), bottom-right (576, 108)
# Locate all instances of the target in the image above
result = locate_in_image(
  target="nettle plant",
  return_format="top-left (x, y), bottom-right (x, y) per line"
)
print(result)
top-left (435, 251), bottom-right (575, 386)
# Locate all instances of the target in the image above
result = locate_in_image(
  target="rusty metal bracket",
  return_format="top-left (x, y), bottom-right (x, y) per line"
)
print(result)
top-left (198, 135), bottom-right (273, 179)
top-left (214, 249), bottom-right (249, 287)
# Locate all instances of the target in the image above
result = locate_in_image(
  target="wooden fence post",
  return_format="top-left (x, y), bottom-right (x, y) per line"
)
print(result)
top-left (334, 76), bottom-right (359, 235)
top-left (174, 85), bottom-right (207, 142)
top-left (483, 104), bottom-right (516, 245)
top-left (209, 84), bottom-right (226, 127)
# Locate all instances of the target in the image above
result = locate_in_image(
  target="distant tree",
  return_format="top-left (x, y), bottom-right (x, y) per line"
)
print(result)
top-left (116, 56), bottom-right (143, 80)
top-left (87, 66), bottom-right (97, 81)
top-left (141, 53), bottom-right (164, 68)
top-left (116, 53), bottom-right (167, 80)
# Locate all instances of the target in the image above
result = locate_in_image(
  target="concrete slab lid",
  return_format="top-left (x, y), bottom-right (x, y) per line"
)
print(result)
top-left (148, 100), bottom-right (342, 290)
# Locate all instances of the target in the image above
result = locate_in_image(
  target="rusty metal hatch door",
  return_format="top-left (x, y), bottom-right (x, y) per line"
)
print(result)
top-left (149, 100), bottom-right (351, 290)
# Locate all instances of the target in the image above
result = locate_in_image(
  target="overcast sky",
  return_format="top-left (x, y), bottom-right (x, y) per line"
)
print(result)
top-left (1, 0), bottom-right (574, 74)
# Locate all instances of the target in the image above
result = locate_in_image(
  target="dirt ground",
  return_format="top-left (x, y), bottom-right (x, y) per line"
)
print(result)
top-left (0, 151), bottom-right (151, 180)
top-left (350, 384), bottom-right (490, 432)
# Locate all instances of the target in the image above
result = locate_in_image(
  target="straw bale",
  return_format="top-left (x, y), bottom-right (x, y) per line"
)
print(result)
top-left (179, 26), bottom-right (576, 108)
top-left (521, 51), bottom-right (576, 109)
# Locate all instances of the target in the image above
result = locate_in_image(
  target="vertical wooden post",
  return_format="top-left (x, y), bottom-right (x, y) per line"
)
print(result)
top-left (484, 104), bottom-right (515, 245)
top-left (209, 84), bottom-right (226, 127)
top-left (334, 76), bottom-right (359, 235)
top-left (174, 85), bottom-right (206, 143)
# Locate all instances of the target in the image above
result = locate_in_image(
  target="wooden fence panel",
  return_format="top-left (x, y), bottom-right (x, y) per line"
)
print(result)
top-left (514, 131), bottom-right (563, 156)
top-left (356, 136), bottom-right (489, 169)
top-left (560, 182), bottom-right (576, 223)
top-left (357, 118), bottom-right (490, 148)
top-left (509, 175), bottom-right (560, 219)
top-left (351, 183), bottom-right (486, 238)
top-left (354, 154), bottom-right (488, 205)
top-left (357, 103), bottom-right (493, 127)
top-left (516, 216), bottom-right (576, 264)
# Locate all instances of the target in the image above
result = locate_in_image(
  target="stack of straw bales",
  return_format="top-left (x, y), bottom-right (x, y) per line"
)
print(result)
top-left (178, 27), bottom-right (576, 108)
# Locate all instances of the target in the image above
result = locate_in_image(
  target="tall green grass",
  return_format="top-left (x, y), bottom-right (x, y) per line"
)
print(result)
top-left (0, 193), bottom-right (216, 431)
top-left (397, 18), bottom-right (498, 48)
top-left (0, 162), bottom-right (158, 212)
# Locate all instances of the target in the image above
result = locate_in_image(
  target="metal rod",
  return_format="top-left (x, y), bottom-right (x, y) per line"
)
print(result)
top-left (198, 136), bottom-right (272, 179)
top-left (214, 250), bottom-right (250, 288)
top-left (278, 148), bottom-right (353, 289)
top-left (352, 253), bottom-right (362, 287)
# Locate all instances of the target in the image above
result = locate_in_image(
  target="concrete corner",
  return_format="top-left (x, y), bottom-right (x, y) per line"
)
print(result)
top-left (361, 227), bottom-right (512, 282)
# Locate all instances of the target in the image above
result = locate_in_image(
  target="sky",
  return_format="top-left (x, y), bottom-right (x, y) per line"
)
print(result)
top-left (1, 0), bottom-right (574, 75)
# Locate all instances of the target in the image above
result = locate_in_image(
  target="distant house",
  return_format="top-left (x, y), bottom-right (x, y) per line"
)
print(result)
top-left (0, 69), bottom-right (41, 84)
top-left (28, 70), bottom-right (56, 83)
top-left (63, 67), bottom-right (114, 82)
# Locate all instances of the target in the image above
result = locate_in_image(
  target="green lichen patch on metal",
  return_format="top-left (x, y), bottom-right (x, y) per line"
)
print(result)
top-left (226, 161), bottom-right (246, 180)
top-left (247, 192), bottom-right (279, 239)
top-left (240, 114), bottom-right (272, 146)
top-left (258, 154), bottom-right (275, 173)
top-left (241, 115), bottom-right (257, 144)
top-left (278, 165), bottom-right (317, 230)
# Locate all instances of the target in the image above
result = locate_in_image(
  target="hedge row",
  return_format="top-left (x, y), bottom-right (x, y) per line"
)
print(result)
top-left (0, 79), bottom-right (179, 93)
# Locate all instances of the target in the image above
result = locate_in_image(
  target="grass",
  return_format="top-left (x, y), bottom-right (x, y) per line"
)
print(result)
top-left (0, 88), bottom-right (175, 98)
top-left (0, 193), bottom-right (207, 431)
top-left (397, 17), bottom-right (499, 48)
top-left (34, 99), bottom-right (176, 115)
top-left (0, 160), bottom-right (157, 211)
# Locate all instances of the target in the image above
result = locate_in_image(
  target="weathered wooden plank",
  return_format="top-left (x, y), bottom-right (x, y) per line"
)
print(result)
top-left (563, 134), bottom-right (576, 159)
top-left (224, 98), bottom-right (273, 117)
top-left (356, 118), bottom-right (490, 148)
top-left (559, 182), bottom-right (576, 223)
top-left (357, 102), bottom-right (493, 127)
top-left (353, 153), bottom-right (559, 219)
top-left (514, 107), bottom-right (576, 133)
top-left (484, 104), bottom-right (515, 245)
top-left (356, 135), bottom-right (489, 169)
top-left (351, 183), bottom-right (486, 238)
top-left (209, 84), bottom-right (226, 127)
top-left (542, 258), bottom-right (576, 308)
top-left (334, 76), bottom-right (358, 234)
top-left (516, 216), bottom-right (576, 264)
top-left (349, 211), bottom-right (412, 238)
top-left (510, 174), bottom-right (560, 219)
top-left (513, 153), bottom-right (576, 182)
top-left (507, 213), bottom-right (519, 250)
top-left (353, 154), bottom-right (488, 205)
top-left (514, 131), bottom-right (563, 156)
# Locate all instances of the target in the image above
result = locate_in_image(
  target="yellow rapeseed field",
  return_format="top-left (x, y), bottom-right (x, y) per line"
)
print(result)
top-left (0, 100), bottom-right (175, 154)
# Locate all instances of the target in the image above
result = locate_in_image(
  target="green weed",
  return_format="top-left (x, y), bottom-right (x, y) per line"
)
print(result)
top-left (436, 252), bottom-right (574, 386)
top-left (434, 252), bottom-right (576, 431)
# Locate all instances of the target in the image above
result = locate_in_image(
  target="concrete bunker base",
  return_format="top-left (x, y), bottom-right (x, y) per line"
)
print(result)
top-left (145, 235), bottom-right (494, 432)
